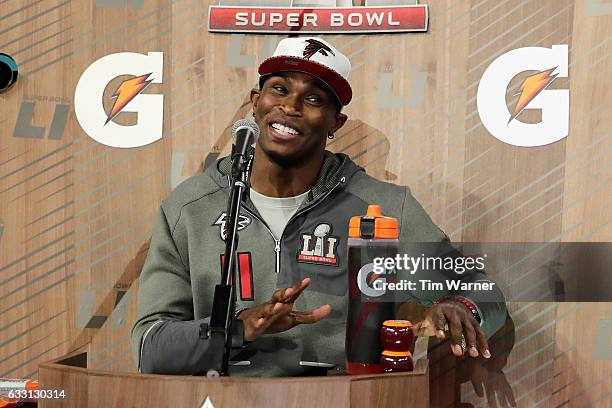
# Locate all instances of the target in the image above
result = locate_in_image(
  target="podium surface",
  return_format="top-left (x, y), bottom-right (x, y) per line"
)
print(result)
top-left (38, 352), bottom-right (429, 408)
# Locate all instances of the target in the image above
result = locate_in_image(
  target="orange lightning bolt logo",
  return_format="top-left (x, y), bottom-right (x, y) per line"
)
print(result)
top-left (368, 272), bottom-right (383, 287)
top-left (104, 73), bottom-right (153, 125)
top-left (508, 67), bottom-right (558, 123)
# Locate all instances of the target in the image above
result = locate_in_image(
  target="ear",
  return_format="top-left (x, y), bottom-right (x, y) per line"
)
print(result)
top-left (250, 88), bottom-right (260, 114)
top-left (332, 112), bottom-right (348, 134)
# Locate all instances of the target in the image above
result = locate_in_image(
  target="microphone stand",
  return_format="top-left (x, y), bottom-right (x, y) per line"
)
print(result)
top-left (205, 149), bottom-right (253, 377)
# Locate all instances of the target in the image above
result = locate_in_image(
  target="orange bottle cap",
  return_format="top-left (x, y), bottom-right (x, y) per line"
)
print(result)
top-left (0, 400), bottom-right (22, 407)
top-left (349, 205), bottom-right (398, 239)
top-left (26, 380), bottom-right (38, 391)
top-left (381, 350), bottom-right (412, 357)
top-left (383, 320), bottom-right (413, 328)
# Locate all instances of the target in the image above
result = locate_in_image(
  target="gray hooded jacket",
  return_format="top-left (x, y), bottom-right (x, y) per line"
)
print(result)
top-left (131, 151), bottom-right (507, 376)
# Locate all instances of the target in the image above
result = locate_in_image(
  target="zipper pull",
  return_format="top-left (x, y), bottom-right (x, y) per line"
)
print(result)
top-left (274, 240), bottom-right (281, 274)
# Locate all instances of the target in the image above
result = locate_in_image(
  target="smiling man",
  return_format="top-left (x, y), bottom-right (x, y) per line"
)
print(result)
top-left (131, 37), bottom-right (508, 376)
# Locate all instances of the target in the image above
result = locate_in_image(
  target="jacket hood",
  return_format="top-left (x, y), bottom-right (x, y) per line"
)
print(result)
top-left (207, 147), bottom-right (363, 202)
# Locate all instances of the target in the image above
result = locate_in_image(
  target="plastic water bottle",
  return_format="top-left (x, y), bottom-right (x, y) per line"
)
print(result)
top-left (345, 205), bottom-right (399, 375)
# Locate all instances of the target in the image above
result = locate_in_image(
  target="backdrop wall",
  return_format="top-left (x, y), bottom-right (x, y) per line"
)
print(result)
top-left (0, 0), bottom-right (610, 406)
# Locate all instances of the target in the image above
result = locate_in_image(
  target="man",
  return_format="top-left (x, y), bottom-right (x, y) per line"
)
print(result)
top-left (131, 37), bottom-right (507, 376)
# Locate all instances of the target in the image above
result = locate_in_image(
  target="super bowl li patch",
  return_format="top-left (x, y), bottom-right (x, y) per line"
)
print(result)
top-left (297, 223), bottom-right (339, 266)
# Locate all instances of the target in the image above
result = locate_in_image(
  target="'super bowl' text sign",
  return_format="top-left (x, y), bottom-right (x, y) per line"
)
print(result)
top-left (208, 5), bottom-right (428, 34)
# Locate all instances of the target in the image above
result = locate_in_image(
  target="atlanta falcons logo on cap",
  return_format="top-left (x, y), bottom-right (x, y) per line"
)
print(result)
top-left (303, 39), bottom-right (335, 60)
top-left (213, 212), bottom-right (251, 241)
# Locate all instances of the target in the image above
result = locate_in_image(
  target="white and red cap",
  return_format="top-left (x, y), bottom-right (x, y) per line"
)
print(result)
top-left (258, 37), bottom-right (352, 106)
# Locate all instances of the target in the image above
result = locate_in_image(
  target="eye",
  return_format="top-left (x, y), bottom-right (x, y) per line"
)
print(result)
top-left (307, 95), bottom-right (322, 104)
top-left (272, 85), bottom-right (286, 93)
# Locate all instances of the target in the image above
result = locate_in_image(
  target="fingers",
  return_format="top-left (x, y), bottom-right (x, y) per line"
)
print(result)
top-left (432, 303), bottom-right (492, 359)
top-left (267, 301), bottom-right (291, 319)
top-left (255, 300), bottom-right (283, 317)
top-left (447, 311), bottom-right (464, 357)
top-left (463, 320), bottom-right (479, 358)
top-left (284, 278), bottom-right (311, 303)
top-left (245, 301), bottom-right (290, 339)
top-left (461, 309), bottom-right (490, 358)
top-left (474, 324), bottom-right (491, 358)
top-left (252, 302), bottom-right (281, 326)
top-left (414, 318), bottom-right (437, 337)
top-left (291, 304), bottom-right (332, 325)
top-left (245, 280), bottom-right (328, 341)
top-left (271, 278), bottom-right (311, 303)
top-left (433, 308), bottom-right (447, 340)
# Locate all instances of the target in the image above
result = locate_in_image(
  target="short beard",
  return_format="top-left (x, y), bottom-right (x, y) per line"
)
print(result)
top-left (259, 139), bottom-right (325, 169)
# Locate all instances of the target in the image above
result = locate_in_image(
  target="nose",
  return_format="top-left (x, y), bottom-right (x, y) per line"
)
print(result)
top-left (280, 93), bottom-right (302, 116)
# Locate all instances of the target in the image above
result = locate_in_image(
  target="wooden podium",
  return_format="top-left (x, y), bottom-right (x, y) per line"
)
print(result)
top-left (38, 352), bottom-right (429, 408)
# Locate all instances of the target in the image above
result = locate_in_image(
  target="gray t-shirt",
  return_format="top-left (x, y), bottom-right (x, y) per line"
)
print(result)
top-left (250, 188), bottom-right (309, 240)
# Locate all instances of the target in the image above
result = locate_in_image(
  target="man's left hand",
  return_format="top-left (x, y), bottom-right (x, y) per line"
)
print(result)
top-left (420, 301), bottom-right (491, 359)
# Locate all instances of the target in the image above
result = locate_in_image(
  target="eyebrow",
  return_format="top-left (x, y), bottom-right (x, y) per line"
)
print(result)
top-left (271, 73), bottom-right (329, 95)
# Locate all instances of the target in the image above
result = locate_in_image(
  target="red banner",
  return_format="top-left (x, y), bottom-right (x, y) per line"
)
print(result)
top-left (208, 5), bottom-right (428, 34)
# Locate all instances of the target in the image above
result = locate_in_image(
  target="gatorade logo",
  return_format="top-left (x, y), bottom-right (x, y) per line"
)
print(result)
top-left (477, 44), bottom-right (569, 147)
top-left (357, 262), bottom-right (387, 297)
top-left (74, 51), bottom-right (164, 148)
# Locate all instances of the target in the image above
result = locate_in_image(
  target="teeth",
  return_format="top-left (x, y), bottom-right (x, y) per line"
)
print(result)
top-left (271, 123), bottom-right (298, 135)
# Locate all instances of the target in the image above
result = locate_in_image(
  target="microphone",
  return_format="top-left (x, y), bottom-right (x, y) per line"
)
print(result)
top-left (230, 119), bottom-right (259, 178)
top-left (207, 119), bottom-right (259, 375)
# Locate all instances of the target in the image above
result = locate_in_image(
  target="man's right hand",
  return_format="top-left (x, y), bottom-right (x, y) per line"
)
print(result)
top-left (236, 278), bottom-right (332, 342)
